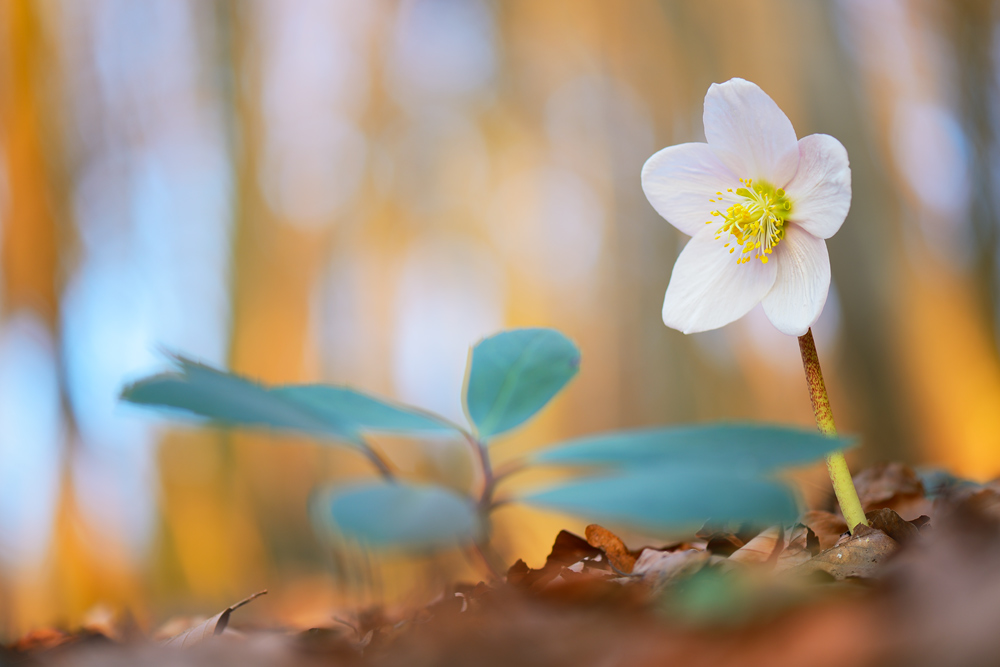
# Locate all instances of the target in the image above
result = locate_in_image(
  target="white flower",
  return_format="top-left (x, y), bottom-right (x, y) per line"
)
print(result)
top-left (641, 78), bottom-right (851, 336)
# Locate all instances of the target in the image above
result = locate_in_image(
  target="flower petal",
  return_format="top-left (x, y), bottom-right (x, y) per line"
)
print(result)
top-left (703, 78), bottom-right (800, 187)
top-left (784, 134), bottom-right (851, 239)
top-left (641, 142), bottom-right (737, 237)
top-left (761, 226), bottom-right (831, 336)
top-left (662, 226), bottom-right (778, 334)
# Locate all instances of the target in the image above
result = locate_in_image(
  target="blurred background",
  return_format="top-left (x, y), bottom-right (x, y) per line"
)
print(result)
top-left (2, 0), bottom-right (1000, 638)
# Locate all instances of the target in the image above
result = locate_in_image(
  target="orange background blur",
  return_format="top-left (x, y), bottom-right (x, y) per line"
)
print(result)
top-left (2, 0), bottom-right (1000, 638)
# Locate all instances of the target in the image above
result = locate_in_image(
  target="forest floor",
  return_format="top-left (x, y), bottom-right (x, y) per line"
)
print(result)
top-left (3, 462), bottom-right (998, 667)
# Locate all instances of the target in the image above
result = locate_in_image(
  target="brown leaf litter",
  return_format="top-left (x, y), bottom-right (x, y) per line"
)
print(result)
top-left (159, 591), bottom-right (267, 648)
top-left (585, 523), bottom-right (638, 573)
top-left (10, 463), bottom-right (1000, 667)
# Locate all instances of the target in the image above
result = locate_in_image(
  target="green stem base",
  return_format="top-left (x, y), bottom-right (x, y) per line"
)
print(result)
top-left (798, 329), bottom-right (867, 533)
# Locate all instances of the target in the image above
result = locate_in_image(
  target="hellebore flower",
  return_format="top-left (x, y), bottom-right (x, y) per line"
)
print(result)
top-left (641, 78), bottom-right (851, 336)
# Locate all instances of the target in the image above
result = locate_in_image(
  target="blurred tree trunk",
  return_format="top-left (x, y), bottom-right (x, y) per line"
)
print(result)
top-left (0, 0), bottom-right (110, 636)
top-left (945, 0), bottom-right (1000, 354)
top-left (1, 0), bottom-right (59, 321)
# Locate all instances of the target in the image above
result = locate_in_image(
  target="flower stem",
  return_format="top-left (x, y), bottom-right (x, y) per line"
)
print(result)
top-left (464, 432), bottom-right (497, 511)
top-left (470, 540), bottom-right (504, 581)
top-left (459, 432), bottom-right (508, 580)
top-left (359, 436), bottom-right (395, 481)
top-left (797, 328), bottom-right (867, 533)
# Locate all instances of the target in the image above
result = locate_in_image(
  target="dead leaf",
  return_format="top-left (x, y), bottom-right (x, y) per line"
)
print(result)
top-left (541, 529), bottom-right (603, 568)
top-left (800, 509), bottom-right (849, 551)
top-left (866, 508), bottom-right (921, 545)
top-left (632, 548), bottom-right (709, 590)
top-left (854, 462), bottom-right (923, 504)
top-left (505, 559), bottom-right (532, 584)
top-left (161, 591), bottom-right (267, 648)
top-left (696, 524), bottom-right (754, 557)
top-left (9, 628), bottom-right (75, 652)
top-left (728, 526), bottom-right (785, 566)
top-left (953, 487), bottom-right (1000, 522)
top-left (726, 525), bottom-right (816, 573)
top-left (798, 525), bottom-right (898, 579)
top-left (701, 533), bottom-right (745, 556)
top-left (777, 525), bottom-right (818, 572)
top-left (585, 524), bottom-right (637, 573)
top-left (506, 530), bottom-right (605, 589)
top-left (696, 523), bottom-right (760, 556)
top-left (851, 462), bottom-right (932, 519)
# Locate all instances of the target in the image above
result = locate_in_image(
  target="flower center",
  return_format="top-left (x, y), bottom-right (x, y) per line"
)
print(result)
top-left (706, 179), bottom-right (791, 265)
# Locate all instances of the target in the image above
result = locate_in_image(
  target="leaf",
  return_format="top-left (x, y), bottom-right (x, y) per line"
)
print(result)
top-left (853, 461), bottom-right (924, 507)
top-left (311, 482), bottom-right (481, 551)
top-left (271, 385), bottom-right (456, 436)
top-left (122, 357), bottom-right (456, 445)
top-left (532, 423), bottom-right (855, 472)
top-left (584, 524), bottom-right (637, 573)
top-left (866, 507), bottom-right (921, 545)
top-left (851, 462), bottom-right (932, 520)
top-left (521, 466), bottom-right (799, 534)
top-left (632, 548), bottom-right (710, 589)
top-left (9, 628), bottom-right (77, 652)
top-left (123, 359), bottom-right (355, 440)
top-left (727, 524), bottom-right (814, 572)
top-left (506, 530), bottom-right (603, 589)
top-left (796, 524), bottom-right (898, 580)
top-left (727, 525), bottom-right (785, 566)
top-left (161, 591), bottom-right (267, 648)
top-left (464, 328), bottom-right (580, 439)
top-left (800, 510), bottom-right (849, 551)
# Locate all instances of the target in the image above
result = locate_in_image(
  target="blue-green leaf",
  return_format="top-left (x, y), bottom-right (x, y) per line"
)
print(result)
top-left (121, 358), bottom-right (356, 441)
top-left (312, 482), bottom-right (481, 550)
top-left (271, 385), bottom-right (456, 436)
top-left (521, 466), bottom-right (798, 533)
top-left (464, 328), bottom-right (580, 439)
top-left (532, 424), bottom-right (853, 472)
top-left (121, 357), bottom-right (456, 445)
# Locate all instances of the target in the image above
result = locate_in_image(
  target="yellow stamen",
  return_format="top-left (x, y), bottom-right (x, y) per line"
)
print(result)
top-left (706, 179), bottom-right (792, 265)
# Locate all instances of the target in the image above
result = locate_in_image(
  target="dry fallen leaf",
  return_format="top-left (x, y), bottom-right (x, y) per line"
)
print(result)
top-left (728, 526), bottom-right (784, 566)
top-left (585, 524), bottom-right (637, 574)
top-left (726, 525), bottom-right (816, 573)
top-left (854, 462), bottom-right (923, 505)
top-left (9, 628), bottom-right (77, 652)
top-left (161, 591), bottom-right (267, 648)
top-left (696, 523), bottom-right (762, 556)
top-left (632, 548), bottom-right (709, 590)
top-left (953, 486), bottom-right (1000, 523)
top-left (699, 532), bottom-right (745, 557)
top-left (798, 525), bottom-right (898, 580)
top-left (866, 508), bottom-right (922, 545)
top-left (800, 510), bottom-right (849, 551)
top-left (776, 525), bottom-right (818, 572)
top-left (506, 530), bottom-right (606, 590)
top-left (851, 462), bottom-right (932, 520)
